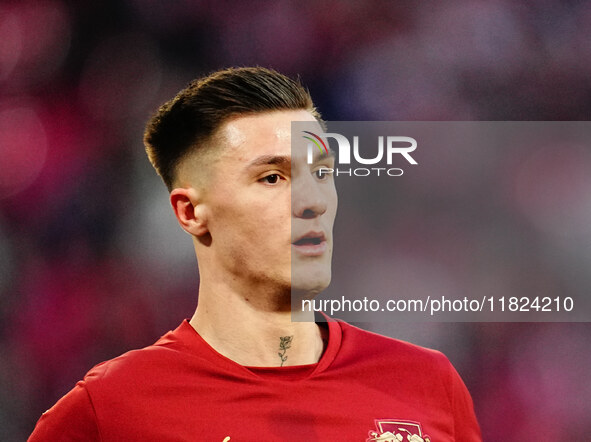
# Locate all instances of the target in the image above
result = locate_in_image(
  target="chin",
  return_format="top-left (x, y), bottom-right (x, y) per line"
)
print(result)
top-left (291, 269), bottom-right (331, 297)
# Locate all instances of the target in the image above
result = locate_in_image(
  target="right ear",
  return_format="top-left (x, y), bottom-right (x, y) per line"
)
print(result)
top-left (170, 187), bottom-right (209, 237)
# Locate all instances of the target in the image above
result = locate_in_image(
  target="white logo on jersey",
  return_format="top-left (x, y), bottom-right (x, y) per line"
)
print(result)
top-left (367, 419), bottom-right (431, 442)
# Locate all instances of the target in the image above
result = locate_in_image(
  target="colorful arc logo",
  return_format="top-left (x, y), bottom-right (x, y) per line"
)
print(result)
top-left (302, 131), bottom-right (329, 154)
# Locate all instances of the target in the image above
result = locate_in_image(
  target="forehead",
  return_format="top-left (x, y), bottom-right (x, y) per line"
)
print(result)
top-left (216, 110), bottom-right (321, 161)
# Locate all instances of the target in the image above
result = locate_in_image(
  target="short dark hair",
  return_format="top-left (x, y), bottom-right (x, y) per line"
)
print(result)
top-left (144, 67), bottom-right (321, 190)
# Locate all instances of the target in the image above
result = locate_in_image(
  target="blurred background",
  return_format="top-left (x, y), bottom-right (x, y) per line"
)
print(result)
top-left (1, 0), bottom-right (590, 440)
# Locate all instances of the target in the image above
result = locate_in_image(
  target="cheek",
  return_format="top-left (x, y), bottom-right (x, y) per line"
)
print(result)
top-left (213, 200), bottom-right (288, 240)
top-left (207, 182), bottom-right (291, 238)
top-left (324, 188), bottom-right (338, 224)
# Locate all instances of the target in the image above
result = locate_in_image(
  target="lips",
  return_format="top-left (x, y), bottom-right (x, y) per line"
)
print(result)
top-left (292, 231), bottom-right (328, 256)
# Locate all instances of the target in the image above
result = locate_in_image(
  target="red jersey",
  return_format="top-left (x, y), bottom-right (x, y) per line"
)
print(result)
top-left (29, 319), bottom-right (481, 441)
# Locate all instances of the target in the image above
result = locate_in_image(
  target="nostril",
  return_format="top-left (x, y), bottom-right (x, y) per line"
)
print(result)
top-left (300, 208), bottom-right (316, 219)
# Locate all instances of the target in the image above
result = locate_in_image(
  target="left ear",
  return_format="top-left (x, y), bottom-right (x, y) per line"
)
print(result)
top-left (170, 187), bottom-right (209, 237)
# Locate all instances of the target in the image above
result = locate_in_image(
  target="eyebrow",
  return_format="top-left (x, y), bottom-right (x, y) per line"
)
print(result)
top-left (314, 150), bottom-right (336, 161)
top-left (247, 154), bottom-right (292, 168)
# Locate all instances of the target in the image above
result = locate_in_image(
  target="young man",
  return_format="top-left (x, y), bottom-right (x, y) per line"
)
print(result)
top-left (29, 67), bottom-right (481, 441)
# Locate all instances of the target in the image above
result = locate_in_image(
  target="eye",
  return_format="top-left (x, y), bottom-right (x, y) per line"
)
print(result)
top-left (261, 174), bottom-right (281, 184)
top-left (314, 167), bottom-right (332, 181)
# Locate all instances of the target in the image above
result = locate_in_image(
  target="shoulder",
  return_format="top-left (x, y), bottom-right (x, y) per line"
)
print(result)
top-left (29, 381), bottom-right (100, 441)
top-left (83, 321), bottom-right (193, 389)
top-left (337, 320), bottom-right (450, 366)
top-left (29, 322), bottom-right (198, 439)
top-left (331, 320), bottom-right (459, 389)
top-left (335, 322), bottom-right (483, 440)
top-left (332, 321), bottom-right (480, 422)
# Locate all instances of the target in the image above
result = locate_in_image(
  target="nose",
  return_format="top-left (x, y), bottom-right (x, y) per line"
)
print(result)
top-left (292, 173), bottom-right (327, 219)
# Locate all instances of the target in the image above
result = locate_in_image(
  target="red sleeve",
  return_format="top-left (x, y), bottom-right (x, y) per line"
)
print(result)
top-left (448, 362), bottom-right (482, 442)
top-left (28, 381), bottom-right (101, 441)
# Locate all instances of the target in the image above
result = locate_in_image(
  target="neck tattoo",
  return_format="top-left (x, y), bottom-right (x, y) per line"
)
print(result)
top-left (278, 335), bottom-right (293, 367)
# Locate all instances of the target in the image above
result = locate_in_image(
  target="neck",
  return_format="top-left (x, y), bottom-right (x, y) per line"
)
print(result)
top-left (189, 279), bottom-right (326, 367)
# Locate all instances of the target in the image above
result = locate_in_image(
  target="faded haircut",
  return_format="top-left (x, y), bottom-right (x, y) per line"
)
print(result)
top-left (144, 67), bottom-right (321, 191)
